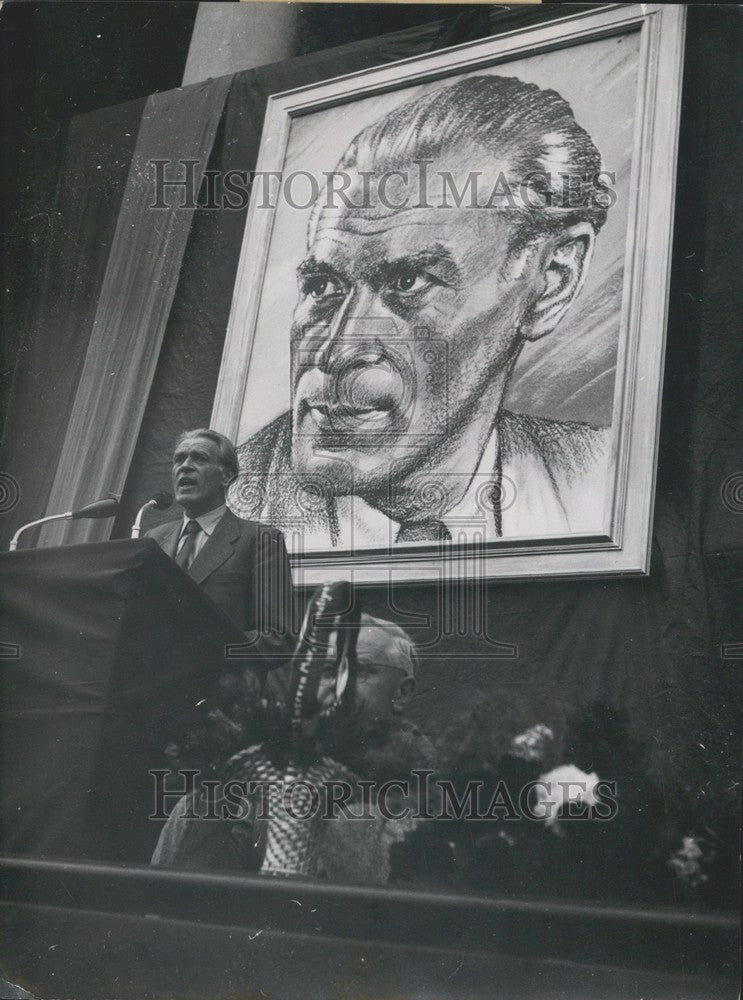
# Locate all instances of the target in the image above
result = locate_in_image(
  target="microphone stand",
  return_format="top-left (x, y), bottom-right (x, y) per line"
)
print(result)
top-left (9, 497), bottom-right (120, 551)
top-left (131, 493), bottom-right (172, 538)
top-left (9, 512), bottom-right (74, 551)
top-left (131, 500), bottom-right (157, 539)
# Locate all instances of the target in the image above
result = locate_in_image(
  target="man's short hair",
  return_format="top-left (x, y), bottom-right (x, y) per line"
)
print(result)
top-left (358, 612), bottom-right (418, 679)
top-left (322, 75), bottom-right (609, 244)
top-left (176, 428), bottom-right (239, 483)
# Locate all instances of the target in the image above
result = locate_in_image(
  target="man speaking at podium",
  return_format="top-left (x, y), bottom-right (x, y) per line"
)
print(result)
top-left (147, 428), bottom-right (294, 638)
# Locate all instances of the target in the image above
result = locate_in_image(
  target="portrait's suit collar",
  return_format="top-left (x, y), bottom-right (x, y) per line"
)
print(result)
top-left (187, 508), bottom-right (242, 584)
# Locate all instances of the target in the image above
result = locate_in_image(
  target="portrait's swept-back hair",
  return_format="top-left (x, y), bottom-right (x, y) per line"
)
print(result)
top-left (176, 428), bottom-right (239, 482)
top-left (313, 75), bottom-right (610, 243)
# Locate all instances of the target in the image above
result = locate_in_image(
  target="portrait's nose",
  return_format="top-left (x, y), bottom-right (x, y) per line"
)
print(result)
top-left (312, 287), bottom-right (400, 374)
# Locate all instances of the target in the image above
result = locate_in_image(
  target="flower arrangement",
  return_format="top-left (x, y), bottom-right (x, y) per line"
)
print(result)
top-left (394, 700), bottom-right (739, 908)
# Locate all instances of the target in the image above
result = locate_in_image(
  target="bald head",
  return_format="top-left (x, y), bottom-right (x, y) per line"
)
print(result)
top-left (357, 613), bottom-right (417, 679)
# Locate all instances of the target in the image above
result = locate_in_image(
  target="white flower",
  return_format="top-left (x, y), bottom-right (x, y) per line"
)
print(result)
top-left (668, 835), bottom-right (709, 886)
top-left (510, 723), bottom-right (554, 762)
top-left (534, 763), bottom-right (601, 832)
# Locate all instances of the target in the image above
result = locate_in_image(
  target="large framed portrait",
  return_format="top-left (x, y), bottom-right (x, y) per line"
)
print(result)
top-left (212, 3), bottom-right (686, 585)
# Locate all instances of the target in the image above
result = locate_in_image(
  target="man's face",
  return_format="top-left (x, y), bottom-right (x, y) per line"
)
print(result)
top-left (290, 160), bottom-right (539, 514)
top-left (353, 658), bottom-right (411, 727)
top-left (172, 434), bottom-right (229, 517)
top-left (317, 653), bottom-right (411, 728)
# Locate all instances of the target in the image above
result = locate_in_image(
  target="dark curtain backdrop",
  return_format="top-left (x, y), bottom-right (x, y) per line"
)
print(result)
top-left (2, 8), bottom-right (741, 821)
top-left (0, 98), bottom-right (145, 546)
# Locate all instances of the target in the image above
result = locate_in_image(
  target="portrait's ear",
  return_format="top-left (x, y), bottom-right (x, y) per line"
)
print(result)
top-left (520, 223), bottom-right (595, 341)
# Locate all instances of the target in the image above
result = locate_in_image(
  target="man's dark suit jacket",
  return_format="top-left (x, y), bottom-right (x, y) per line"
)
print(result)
top-left (146, 508), bottom-right (294, 637)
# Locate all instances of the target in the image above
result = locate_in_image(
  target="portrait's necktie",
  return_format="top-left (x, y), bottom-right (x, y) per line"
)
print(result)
top-left (175, 518), bottom-right (201, 570)
top-left (395, 520), bottom-right (452, 543)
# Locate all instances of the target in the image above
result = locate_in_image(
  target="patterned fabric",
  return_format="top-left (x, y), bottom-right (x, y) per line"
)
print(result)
top-left (224, 746), bottom-right (357, 878)
top-left (151, 720), bottom-right (437, 881)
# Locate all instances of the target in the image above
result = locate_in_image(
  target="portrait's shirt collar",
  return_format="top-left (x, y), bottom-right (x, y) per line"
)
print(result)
top-left (440, 429), bottom-right (500, 543)
top-left (328, 430), bottom-right (504, 549)
top-left (442, 423), bottom-right (575, 539)
top-left (323, 423), bottom-right (574, 549)
top-left (181, 503), bottom-right (226, 537)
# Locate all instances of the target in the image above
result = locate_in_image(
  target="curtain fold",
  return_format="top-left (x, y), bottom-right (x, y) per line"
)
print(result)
top-left (39, 77), bottom-right (232, 546)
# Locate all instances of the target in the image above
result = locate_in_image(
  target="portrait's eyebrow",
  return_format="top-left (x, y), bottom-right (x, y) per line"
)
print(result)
top-left (296, 255), bottom-right (349, 285)
top-left (372, 245), bottom-right (462, 288)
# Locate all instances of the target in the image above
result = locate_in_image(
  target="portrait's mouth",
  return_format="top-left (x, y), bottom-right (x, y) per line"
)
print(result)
top-left (306, 400), bottom-right (395, 430)
top-left (293, 365), bottom-right (410, 452)
top-left (177, 476), bottom-right (198, 490)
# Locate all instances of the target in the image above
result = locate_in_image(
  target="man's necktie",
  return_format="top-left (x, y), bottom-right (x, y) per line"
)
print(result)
top-left (395, 520), bottom-right (452, 543)
top-left (176, 518), bottom-right (201, 570)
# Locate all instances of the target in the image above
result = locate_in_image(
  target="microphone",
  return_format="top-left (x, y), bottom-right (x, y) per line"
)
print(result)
top-left (70, 497), bottom-right (121, 520)
top-left (131, 491), bottom-right (173, 539)
top-left (9, 495), bottom-right (121, 550)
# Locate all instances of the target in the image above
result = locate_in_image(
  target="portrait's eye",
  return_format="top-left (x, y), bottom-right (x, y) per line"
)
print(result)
top-left (302, 275), bottom-right (343, 300)
top-left (388, 271), bottom-right (430, 295)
